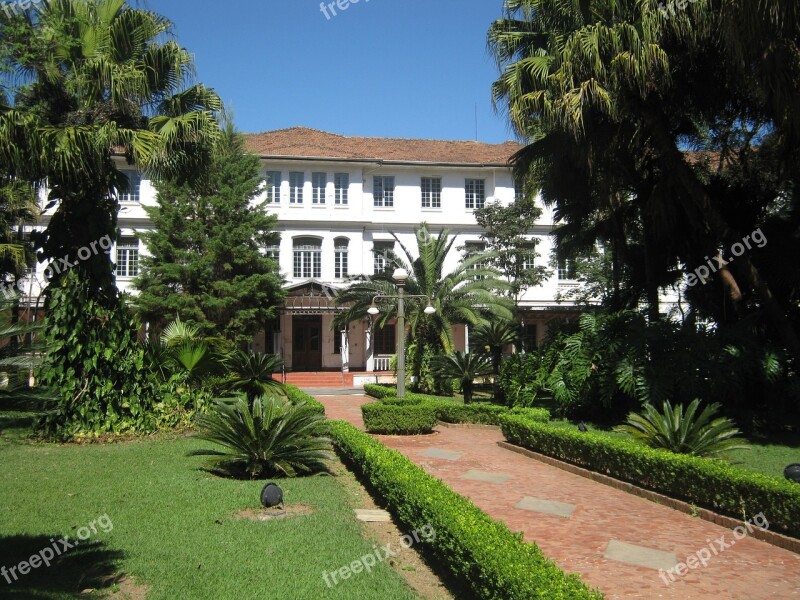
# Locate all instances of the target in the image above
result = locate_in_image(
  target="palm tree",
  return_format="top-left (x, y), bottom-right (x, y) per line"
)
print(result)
top-left (488, 0), bottom-right (800, 358)
top-left (0, 0), bottom-right (221, 299)
top-left (430, 352), bottom-right (492, 405)
top-left (470, 320), bottom-right (520, 403)
top-left (334, 223), bottom-right (512, 385)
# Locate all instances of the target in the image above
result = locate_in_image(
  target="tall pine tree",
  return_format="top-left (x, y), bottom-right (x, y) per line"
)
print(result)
top-left (135, 119), bottom-right (285, 346)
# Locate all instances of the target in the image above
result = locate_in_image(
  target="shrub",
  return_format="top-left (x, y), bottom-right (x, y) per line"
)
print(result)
top-left (190, 396), bottom-right (332, 478)
top-left (284, 385), bottom-right (326, 416)
top-left (615, 399), bottom-right (749, 458)
top-left (362, 403), bottom-right (438, 434)
top-left (223, 351), bottom-right (284, 405)
top-left (364, 383), bottom-right (396, 399)
top-left (430, 351), bottom-right (492, 404)
top-left (329, 421), bottom-right (601, 599)
top-left (501, 414), bottom-right (800, 539)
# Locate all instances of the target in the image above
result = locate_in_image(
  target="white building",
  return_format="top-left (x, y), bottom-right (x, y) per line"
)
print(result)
top-left (30, 127), bottom-right (584, 373)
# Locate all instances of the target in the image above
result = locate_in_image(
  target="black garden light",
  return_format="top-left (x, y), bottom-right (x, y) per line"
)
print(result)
top-left (577, 422), bottom-right (588, 433)
top-left (260, 482), bottom-right (284, 508)
top-left (784, 464), bottom-right (800, 484)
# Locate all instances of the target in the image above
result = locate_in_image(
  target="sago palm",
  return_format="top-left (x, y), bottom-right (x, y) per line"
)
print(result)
top-left (223, 351), bottom-right (284, 406)
top-left (430, 352), bottom-right (492, 404)
top-left (471, 320), bottom-right (520, 403)
top-left (189, 396), bottom-right (332, 478)
top-left (614, 399), bottom-right (749, 459)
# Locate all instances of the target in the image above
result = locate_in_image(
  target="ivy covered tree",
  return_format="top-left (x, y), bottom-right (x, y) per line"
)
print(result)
top-left (135, 120), bottom-right (286, 346)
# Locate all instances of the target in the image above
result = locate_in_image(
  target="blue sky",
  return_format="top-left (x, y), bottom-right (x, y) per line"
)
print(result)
top-left (144, 0), bottom-right (517, 143)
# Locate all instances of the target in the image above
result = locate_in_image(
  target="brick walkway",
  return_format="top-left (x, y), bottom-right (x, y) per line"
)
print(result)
top-left (312, 391), bottom-right (800, 599)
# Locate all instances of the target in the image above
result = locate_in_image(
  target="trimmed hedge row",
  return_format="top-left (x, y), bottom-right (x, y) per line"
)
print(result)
top-left (361, 403), bottom-right (438, 434)
top-left (501, 414), bottom-right (800, 539)
top-left (329, 420), bottom-right (602, 599)
top-left (363, 383), bottom-right (550, 427)
top-left (284, 385), bottom-right (326, 416)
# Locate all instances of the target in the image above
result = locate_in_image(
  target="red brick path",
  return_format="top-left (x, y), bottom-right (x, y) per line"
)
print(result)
top-left (313, 391), bottom-right (800, 599)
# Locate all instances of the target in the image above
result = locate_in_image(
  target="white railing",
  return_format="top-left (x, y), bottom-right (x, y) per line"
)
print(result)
top-left (374, 356), bottom-right (392, 372)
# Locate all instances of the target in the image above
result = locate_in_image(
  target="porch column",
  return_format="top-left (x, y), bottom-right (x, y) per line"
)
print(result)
top-left (341, 329), bottom-right (350, 373)
top-left (365, 319), bottom-right (375, 372)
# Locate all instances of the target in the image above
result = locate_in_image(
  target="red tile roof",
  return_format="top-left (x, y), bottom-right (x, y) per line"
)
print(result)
top-left (243, 127), bottom-right (522, 166)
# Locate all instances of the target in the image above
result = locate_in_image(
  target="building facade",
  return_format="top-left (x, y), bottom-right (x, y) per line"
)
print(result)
top-left (28, 127), bottom-right (584, 372)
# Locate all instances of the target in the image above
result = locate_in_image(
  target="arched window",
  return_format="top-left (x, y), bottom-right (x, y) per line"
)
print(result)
top-left (334, 238), bottom-right (349, 279)
top-left (293, 237), bottom-right (322, 279)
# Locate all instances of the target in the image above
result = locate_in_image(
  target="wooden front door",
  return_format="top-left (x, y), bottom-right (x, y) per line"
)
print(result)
top-left (292, 315), bottom-right (322, 371)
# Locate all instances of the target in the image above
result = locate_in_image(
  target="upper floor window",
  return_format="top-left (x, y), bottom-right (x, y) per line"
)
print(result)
top-left (289, 172), bottom-right (304, 204)
top-left (265, 171), bottom-right (281, 204)
top-left (116, 237), bottom-right (140, 277)
top-left (465, 243), bottom-right (487, 280)
top-left (266, 243), bottom-right (280, 262)
top-left (421, 177), bottom-right (442, 209)
top-left (515, 177), bottom-right (526, 202)
top-left (334, 237), bottom-right (349, 279)
top-left (374, 176), bottom-right (395, 208)
top-left (119, 171), bottom-right (141, 203)
top-left (293, 237), bottom-right (322, 279)
top-left (373, 241), bottom-right (394, 275)
top-left (334, 173), bottom-right (349, 205)
top-left (465, 179), bottom-right (485, 210)
top-left (312, 172), bottom-right (327, 205)
top-left (558, 258), bottom-right (578, 280)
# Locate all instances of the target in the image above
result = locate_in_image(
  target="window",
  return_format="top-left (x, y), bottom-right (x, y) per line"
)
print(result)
top-left (265, 171), bottom-right (281, 204)
top-left (266, 243), bottom-right (280, 262)
top-left (289, 172), bottom-right (304, 204)
top-left (465, 179), bottom-right (485, 210)
top-left (521, 323), bottom-right (538, 353)
top-left (116, 237), bottom-right (139, 277)
top-left (373, 241), bottom-right (394, 275)
top-left (119, 171), bottom-right (141, 203)
top-left (515, 177), bottom-right (525, 202)
top-left (558, 258), bottom-right (578, 280)
top-left (421, 177), bottom-right (441, 209)
top-left (312, 172), bottom-right (327, 205)
top-left (334, 173), bottom-right (349, 205)
top-left (465, 243), bottom-right (487, 279)
top-left (374, 176), bottom-right (395, 208)
top-left (293, 237), bottom-right (322, 278)
top-left (374, 324), bottom-right (396, 355)
top-left (334, 238), bottom-right (349, 279)
top-left (334, 330), bottom-right (344, 355)
top-left (522, 241), bottom-right (537, 271)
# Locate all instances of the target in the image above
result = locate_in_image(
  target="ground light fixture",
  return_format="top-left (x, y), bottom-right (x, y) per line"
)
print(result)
top-left (577, 422), bottom-right (588, 433)
top-left (785, 464), bottom-right (800, 484)
top-left (260, 482), bottom-right (284, 508)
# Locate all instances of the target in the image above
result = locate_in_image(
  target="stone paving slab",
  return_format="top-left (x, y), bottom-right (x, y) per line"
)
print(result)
top-left (604, 539), bottom-right (678, 571)
top-left (354, 509), bottom-right (392, 523)
top-left (515, 496), bottom-right (576, 518)
top-left (318, 394), bottom-right (800, 599)
top-left (460, 469), bottom-right (512, 484)
top-left (420, 448), bottom-right (464, 461)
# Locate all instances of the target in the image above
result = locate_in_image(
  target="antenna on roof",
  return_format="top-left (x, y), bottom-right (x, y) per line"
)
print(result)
top-left (474, 103), bottom-right (478, 141)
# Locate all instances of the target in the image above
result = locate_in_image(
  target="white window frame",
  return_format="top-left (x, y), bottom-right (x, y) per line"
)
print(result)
top-left (334, 173), bottom-right (349, 205)
top-left (119, 171), bottom-right (141, 203)
top-left (265, 171), bottom-right (281, 204)
top-left (374, 176), bottom-right (395, 208)
top-left (334, 238), bottom-right (349, 279)
top-left (312, 172), bottom-right (327, 205)
top-left (289, 172), bottom-right (304, 205)
top-left (293, 238), bottom-right (322, 279)
top-left (421, 177), bottom-right (442, 209)
top-left (465, 179), bottom-right (486, 210)
top-left (116, 237), bottom-right (140, 278)
top-left (373, 242), bottom-right (394, 275)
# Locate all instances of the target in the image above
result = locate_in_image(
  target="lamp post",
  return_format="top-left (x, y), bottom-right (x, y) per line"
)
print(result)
top-left (367, 268), bottom-right (435, 398)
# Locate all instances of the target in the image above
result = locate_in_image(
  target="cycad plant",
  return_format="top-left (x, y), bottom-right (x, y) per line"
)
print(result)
top-left (223, 351), bottom-right (284, 405)
top-left (471, 320), bottom-right (520, 404)
top-left (189, 396), bottom-right (332, 478)
top-left (614, 399), bottom-right (749, 459)
top-left (430, 351), bottom-right (492, 404)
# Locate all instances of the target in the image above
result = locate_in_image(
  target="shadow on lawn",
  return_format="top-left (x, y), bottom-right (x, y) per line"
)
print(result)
top-left (0, 535), bottom-right (124, 598)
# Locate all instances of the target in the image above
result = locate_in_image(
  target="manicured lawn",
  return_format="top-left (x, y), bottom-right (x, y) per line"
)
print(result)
top-left (0, 400), bottom-right (418, 599)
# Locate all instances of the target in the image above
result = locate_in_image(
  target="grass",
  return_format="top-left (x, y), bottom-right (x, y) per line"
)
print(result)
top-left (0, 399), bottom-right (418, 599)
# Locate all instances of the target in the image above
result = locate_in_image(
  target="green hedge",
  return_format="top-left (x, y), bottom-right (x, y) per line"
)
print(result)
top-left (364, 384), bottom-right (550, 426)
top-left (501, 415), bottom-right (800, 539)
top-left (362, 403), bottom-right (438, 434)
top-left (329, 421), bottom-right (601, 599)
top-left (284, 385), bottom-right (326, 416)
